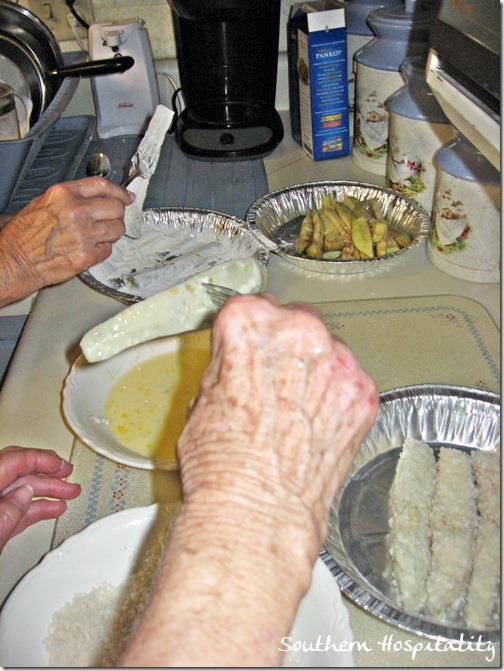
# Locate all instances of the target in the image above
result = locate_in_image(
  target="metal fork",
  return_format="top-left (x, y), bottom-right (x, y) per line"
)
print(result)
top-left (202, 283), bottom-right (240, 308)
top-left (121, 154), bottom-right (142, 188)
top-left (121, 139), bottom-right (161, 187)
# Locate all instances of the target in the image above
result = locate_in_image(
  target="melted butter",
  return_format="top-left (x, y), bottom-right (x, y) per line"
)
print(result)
top-left (104, 336), bottom-right (211, 464)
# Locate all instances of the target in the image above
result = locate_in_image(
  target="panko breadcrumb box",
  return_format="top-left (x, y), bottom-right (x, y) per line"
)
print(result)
top-left (288, 1), bottom-right (350, 160)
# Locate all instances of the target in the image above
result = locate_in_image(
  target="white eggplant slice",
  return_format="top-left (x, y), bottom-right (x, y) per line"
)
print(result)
top-left (80, 257), bottom-right (267, 362)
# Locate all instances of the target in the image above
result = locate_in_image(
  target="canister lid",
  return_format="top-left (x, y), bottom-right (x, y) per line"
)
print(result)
top-left (386, 57), bottom-right (451, 123)
top-left (435, 132), bottom-right (501, 184)
top-left (355, 2), bottom-right (433, 70)
top-left (345, 0), bottom-right (400, 36)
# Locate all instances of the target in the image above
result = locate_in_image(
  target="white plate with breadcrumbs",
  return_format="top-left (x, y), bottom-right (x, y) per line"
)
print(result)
top-left (322, 384), bottom-right (500, 644)
top-left (0, 504), bottom-right (354, 667)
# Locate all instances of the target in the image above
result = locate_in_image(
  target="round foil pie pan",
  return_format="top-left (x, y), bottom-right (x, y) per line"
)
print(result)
top-left (245, 181), bottom-right (430, 274)
top-left (322, 384), bottom-right (500, 643)
top-left (80, 208), bottom-right (269, 304)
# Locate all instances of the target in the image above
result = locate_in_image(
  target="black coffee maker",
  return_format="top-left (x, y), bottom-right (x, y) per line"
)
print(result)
top-left (170, 0), bottom-right (284, 160)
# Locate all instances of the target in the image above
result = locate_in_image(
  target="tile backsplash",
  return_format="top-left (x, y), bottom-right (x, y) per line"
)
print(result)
top-left (92, 0), bottom-right (295, 59)
top-left (92, 0), bottom-right (176, 58)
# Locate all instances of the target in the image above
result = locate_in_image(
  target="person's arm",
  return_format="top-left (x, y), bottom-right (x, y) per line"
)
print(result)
top-left (125, 493), bottom-right (316, 666)
top-left (122, 294), bottom-right (379, 667)
top-left (0, 177), bottom-right (133, 308)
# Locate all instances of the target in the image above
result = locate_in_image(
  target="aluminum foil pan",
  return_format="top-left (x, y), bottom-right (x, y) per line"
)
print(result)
top-left (323, 384), bottom-right (500, 643)
top-left (245, 181), bottom-right (430, 275)
top-left (80, 208), bottom-right (269, 304)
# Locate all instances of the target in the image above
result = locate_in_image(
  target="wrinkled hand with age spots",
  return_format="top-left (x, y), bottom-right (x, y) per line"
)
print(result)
top-left (0, 177), bottom-right (133, 308)
top-left (123, 294), bottom-right (379, 667)
top-left (0, 446), bottom-right (81, 552)
top-left (178, 294), bottom-right (379, 552)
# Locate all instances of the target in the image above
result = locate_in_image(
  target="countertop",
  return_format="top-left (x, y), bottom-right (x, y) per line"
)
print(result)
top-left (0, 111), bottom-right (500, 666)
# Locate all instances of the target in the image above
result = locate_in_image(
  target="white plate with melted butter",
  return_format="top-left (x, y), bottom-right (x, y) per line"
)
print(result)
top-left (63, 329), bottom-right (212, 470)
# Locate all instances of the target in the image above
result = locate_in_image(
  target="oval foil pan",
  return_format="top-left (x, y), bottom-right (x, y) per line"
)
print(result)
top-left (80, 208), bottom-right (269, 304)
top-left (322, 384), bottom-right (500, 643)
top-left (246, 181), bottom-right (430, 274)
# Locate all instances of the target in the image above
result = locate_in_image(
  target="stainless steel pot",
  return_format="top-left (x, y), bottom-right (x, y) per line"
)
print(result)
top-left (0, 0), bottom-right (133, 125)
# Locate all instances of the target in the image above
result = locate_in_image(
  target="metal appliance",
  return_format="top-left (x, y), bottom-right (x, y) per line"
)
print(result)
top-left (0, 0), bottom-right (133, 126)
top-left (170, 0), bottom-right (284, 160)
top-left (425, 0), bottom-right (500, 283)
top-left (88, 19), bottom-right (159, 138)
top-left (425, 0), bottom-right (500, 169)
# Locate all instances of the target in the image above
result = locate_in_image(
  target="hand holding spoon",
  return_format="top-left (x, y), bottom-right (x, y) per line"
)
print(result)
top-left (85, 152), bottom-right (141, 188)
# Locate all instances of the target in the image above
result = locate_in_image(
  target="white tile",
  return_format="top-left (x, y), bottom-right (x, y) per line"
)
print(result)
top-left (91, 0), bottom-right (176, 58)
top-left (139, 3), bottom-right (176, 59)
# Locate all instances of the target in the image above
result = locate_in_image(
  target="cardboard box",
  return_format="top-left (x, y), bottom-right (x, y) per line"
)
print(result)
top-left (288, 1), bottom-right (350, 160)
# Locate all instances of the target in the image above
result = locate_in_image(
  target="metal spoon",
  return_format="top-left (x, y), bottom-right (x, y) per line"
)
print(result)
top-left (85, 153), bottom-right (112, 178)
top-left (85, 152), bottom-right (141, 189)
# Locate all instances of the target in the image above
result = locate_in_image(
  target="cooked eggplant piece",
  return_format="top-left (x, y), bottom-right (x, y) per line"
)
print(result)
top-left (322, 207), bottom-right (352, 247)
top-left (296, 209), bottom-right (315, 254)
top-left (351, 201), bottom-right (374, 259)
top-left (305, 209), bottom-right (324, 258)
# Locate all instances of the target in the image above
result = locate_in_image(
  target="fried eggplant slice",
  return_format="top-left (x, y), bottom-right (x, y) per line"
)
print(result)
top-left (296, 209), bottom-right (315, 254)
top-left (351, 201), bottom-right (374, 259)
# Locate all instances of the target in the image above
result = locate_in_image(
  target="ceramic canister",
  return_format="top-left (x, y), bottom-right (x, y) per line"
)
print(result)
top-left (344, 0), bottom-right (399, 138)
top-left (427, 133), bottom-right (500, 284)
top-left (352, 1), bottom-right (432, 176)
top-left (386, 57), bottom-right (456, 215)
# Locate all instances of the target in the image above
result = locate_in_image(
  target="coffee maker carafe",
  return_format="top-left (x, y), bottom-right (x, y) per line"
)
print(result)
top-left (170, 0), bottom-right (284, 160)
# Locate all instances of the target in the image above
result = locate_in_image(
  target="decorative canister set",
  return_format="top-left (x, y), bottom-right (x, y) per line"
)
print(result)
top-left (345, 0), bottom-right (500, 284)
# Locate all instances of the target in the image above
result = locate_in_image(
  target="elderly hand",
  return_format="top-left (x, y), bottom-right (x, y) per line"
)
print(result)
top-left (179, 293), bottom-right (379, 554)
top-left (178, 295), bottom-right (378, 552)
top-left (0, 446), bottom-right (81, 552)
top-left (0, 177), bottom-right (133, 307)
top-left (123, 294), bottom-right (379, 667)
